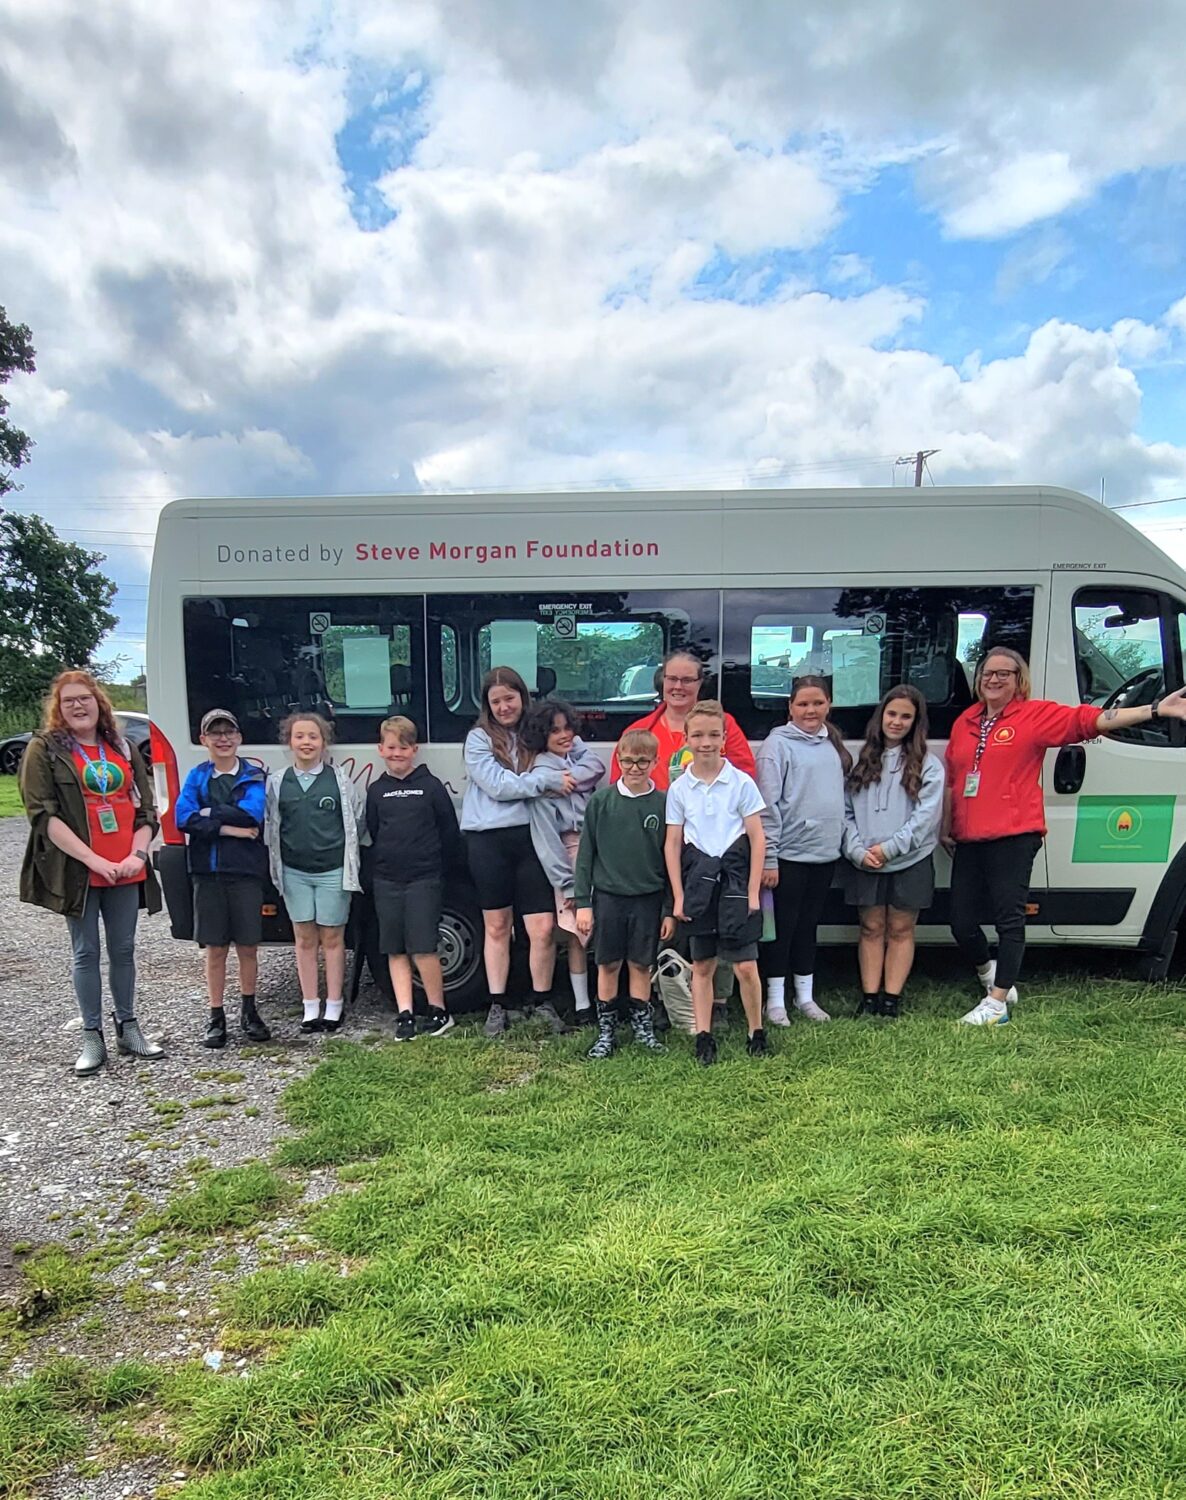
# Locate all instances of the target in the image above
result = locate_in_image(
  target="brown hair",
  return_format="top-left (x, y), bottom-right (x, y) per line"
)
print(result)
top-left (42, 670), bottom-right (122, 749)
top-left (617, 728), bottom-right (659, 760)
top-left (975, 646), bottom-right (1031, 703)
top-left (280, 711), bottom-right (335, 748)
top-left (789, 675), bottom-right (852, 774)
top-left (848, 684), bottom-right (929, 802)
top-left (378, 715), bottom-right (418, 747)
top-left (686, 698), bottom-right (725, 726)
top-left (475, 666), bottom-right (531, 770)
top-left (519, 699), bottom-right (578, 758)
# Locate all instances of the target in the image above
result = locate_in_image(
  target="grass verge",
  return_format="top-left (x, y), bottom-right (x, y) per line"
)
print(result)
top-left (160, 959), bottom-right (1186, 1499)
top-left (0, 777), bottom-right (24, 818)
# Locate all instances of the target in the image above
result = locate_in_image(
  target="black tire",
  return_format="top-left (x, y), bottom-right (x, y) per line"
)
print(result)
top-left (0, 741), bottom-right (25, 776)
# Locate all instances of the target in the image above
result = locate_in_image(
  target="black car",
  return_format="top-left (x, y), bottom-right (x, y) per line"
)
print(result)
top-left (0, 712), bottom-right (152, 776)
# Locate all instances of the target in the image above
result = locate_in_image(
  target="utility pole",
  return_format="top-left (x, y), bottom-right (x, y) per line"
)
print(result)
top-left (896, 449), bottom-right (939, 486)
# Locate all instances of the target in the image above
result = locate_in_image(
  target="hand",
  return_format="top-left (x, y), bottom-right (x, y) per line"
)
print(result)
top-left (1157, 686), bottom-right (1186, 719)
top-left (940, 833), bottom-right (956, 855)
top-left (748, 897), bottom-right (761, 915)
top-left (660, 916), bottom-right (676, 942)
top-left (220, 824), bottom-right (259, 839)
top-left (760, 868), bottom-right (779, 889)
top-left (861, 851), bottom-right (880, 870)
top-left (559, 772), bottom-right (577, 794)
top-left (113, 856), bottom-right (145, 881)
top-left (88, 855), bottom-right (121, 885)
top-left (672, 902), bottom-right (688, 924)
top-left (576, 907), bottom-right (593, 938)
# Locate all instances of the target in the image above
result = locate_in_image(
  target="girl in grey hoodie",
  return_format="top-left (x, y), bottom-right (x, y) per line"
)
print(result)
top-left (843, 685), bottom-right (944, 1018)
top-left (755, 676), bottom-right (851, 1026)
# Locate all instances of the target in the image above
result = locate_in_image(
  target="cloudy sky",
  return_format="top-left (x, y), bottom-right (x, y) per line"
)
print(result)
top-left (3, 0), bottom-right (1186, 668)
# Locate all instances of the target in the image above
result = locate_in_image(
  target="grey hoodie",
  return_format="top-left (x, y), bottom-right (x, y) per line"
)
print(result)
top-left (755, 722), bottom-right (847, 866)
top-left (842, 747), bottom-right (944, 873)
top-left (527, 748), bottom-right (607, 893)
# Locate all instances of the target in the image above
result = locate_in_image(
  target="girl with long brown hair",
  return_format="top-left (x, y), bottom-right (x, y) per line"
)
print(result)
top-left (843, 685), bottom-right (944, 1017)
top-left (755, 676), bottom-right (851, 1026)
top-left (19, 670), bottom-right (164, 1075)
top-left (460, 667), bottom-right (577, 1037)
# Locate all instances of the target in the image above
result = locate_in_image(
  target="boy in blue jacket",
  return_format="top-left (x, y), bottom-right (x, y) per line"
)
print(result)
top-left (175, 710), bottom-right (270, 1048)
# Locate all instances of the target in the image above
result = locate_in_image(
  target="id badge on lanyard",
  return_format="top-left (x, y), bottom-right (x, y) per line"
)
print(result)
top-left (97, 804), bottom-right (119, 834)
top-left (964, 713), bottom-right (999, 799)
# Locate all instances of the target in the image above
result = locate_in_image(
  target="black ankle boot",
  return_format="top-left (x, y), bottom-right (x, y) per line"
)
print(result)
top-left (240, 995), bottom-right (271, 1042)
top-left (203, 1009), bottom-right (227, 1049)
top-left (878, 992), bottom-right (901, 1019)
top-left (853, 992), bottom-right (879, 1018)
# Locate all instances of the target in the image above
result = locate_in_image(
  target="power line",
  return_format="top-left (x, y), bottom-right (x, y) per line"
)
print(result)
top-left (1109, 495), bottom-right (1186, 512)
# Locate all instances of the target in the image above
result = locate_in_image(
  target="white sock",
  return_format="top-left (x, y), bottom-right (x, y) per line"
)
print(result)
top-left (792, 974), bottom-right (814, 1007)
top-left (302, 999), bottom-right (321, 1023)
top-left (766, 977), bottom-right (786, 1008)
top-left (977, 959), bottom-right (995, 983)
top-left (570, 972), bottom-right (590, 1010)
top-left (324, 998), bottom-right (344, 1023)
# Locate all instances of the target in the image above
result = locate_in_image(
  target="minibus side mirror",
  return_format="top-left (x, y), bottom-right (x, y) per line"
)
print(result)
top-left (1053, 745), bottom-right (1086, 794)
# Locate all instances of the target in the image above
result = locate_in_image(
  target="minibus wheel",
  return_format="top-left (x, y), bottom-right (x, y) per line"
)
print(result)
top-left (428, 889), bottom-right (485, 1012)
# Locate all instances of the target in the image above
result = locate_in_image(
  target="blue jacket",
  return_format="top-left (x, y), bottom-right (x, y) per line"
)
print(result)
top-left (176, 760), bottom-right (268, 879)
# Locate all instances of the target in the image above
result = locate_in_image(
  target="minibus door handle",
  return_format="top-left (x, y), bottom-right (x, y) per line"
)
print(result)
top-left (1053, 745), bottom-right (1086, 794)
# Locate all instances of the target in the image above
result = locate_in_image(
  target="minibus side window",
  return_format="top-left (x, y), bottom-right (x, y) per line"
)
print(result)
top-left (722, 587), bottom-right (1033, 740)
top-left (181, 596), bottom-right (427, 745)
top-left (426, 591), bottom-right (720, 743)
top-left (1073, 587), bottom-right (1182, 747)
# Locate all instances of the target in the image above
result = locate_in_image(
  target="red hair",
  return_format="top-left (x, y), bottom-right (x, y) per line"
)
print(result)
top-left (42, 670), bottom-right (122, 748)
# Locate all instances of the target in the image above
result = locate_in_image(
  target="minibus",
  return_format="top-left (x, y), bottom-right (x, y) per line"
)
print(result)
top-left (147, 486), bottom-right (1186, 1008)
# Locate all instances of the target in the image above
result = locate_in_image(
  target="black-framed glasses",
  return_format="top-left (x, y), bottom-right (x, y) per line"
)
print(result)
top-left (981, 668), bottom-right (1018, 680)
top-left (619, 756), bottom-right (656, 769)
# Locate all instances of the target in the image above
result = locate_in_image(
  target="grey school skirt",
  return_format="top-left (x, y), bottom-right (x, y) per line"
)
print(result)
top-left (843, 852), bottom-right (935, 913)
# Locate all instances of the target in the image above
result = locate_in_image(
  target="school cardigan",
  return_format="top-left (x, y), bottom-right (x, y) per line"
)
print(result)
top-left (945, 698), bottom-right (1100, 843)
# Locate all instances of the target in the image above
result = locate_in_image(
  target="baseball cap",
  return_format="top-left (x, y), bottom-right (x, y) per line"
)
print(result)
top-left (200, 709), bottom-right (241, 736)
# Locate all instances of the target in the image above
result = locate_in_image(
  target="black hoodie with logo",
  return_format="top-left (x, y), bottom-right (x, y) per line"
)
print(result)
top-left (365, 764), bottom-right (462, 885)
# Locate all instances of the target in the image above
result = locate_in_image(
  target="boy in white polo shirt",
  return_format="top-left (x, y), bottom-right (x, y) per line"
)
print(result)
top-left (664, 700), bottom-right (767, 1065)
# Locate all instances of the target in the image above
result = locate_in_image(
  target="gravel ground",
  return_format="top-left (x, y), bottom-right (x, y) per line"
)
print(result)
top-left (0, 815), bottom-right (389, 1498)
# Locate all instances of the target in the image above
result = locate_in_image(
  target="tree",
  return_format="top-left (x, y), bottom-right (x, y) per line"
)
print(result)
top-left (0, 305), bottom-right (35, 497)
top-left (0, 511), bottom-right (118, 704)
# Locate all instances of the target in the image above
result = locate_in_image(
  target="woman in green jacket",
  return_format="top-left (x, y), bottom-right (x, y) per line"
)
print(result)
top-left (20, 670), bottom-right (165, 1076)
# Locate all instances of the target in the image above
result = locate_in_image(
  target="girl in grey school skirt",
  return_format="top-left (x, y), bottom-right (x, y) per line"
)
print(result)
top-left (842, 685), bottom-right (944, 1019)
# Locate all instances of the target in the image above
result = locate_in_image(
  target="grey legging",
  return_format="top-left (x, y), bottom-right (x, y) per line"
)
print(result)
top-left (64, 883), bottom-right (141, 1030)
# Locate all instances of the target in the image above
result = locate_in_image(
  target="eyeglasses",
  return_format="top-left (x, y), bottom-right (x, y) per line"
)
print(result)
top-left (981, 669), bottom-right (1018, 681)
top-left (208, 730), bottom-right (239, 739)
top-left (618, 757), bottom-right (655, 769)
top-left (60, 695), bottom-right (95, 708)
top-left (663, 675), bottom-right (700, 687)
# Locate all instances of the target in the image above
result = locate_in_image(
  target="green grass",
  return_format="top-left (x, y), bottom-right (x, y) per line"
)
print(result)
top-left (143, 1164), bottom-right (295, 1237)
top-left (0, 776), bottom-right (24, 818)
top-left (155, 957), bottom-right (1186, 1499)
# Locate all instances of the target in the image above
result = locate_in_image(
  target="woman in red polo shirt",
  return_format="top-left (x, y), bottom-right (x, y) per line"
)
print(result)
top-left (610, 650), bottom-right (755, 789)
top-left (942, 646), bottom-right (1186, 1026)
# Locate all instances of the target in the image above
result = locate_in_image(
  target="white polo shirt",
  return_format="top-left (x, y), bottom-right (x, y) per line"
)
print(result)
top-left (665, 758), bottom-right (765, 858)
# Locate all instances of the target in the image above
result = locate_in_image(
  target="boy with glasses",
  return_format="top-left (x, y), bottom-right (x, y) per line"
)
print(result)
top-left (175, 710), bottom-right (271, 1048)
top-left (574, 730), bottom-right (674, 1058)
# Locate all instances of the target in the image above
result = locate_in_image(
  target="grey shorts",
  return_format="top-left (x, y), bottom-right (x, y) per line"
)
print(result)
top-left (593, 889), bottom-right (664, 969)
top-left (193, 876), bottom-right (263, 948)
top-left (843, 853), bottom-right (935, 914)
top-left (688, 934), bottom-right (759, 965)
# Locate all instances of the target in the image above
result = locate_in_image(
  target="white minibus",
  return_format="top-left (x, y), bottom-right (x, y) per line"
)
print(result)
top-left (147, 486), bottom-right (1186, 1009)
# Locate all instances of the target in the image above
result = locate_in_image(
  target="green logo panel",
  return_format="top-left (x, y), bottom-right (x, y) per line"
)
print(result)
top-left (1071, 795), bottom-right (1176, 864)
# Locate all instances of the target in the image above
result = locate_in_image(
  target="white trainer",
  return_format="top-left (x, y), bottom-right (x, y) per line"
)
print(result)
top-left (794, 997), bottom-right (832, 1023)
top-left (765, 1005), bottom-right (792, 1028)
top-left (978, 961), bottom-right (1018, 1005)
top-left (959, 996), bottom-right (1009, 1026)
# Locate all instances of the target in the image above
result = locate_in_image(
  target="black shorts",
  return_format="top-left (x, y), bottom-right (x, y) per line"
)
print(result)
top-left (688, 933), bottom-right (759, 964)
top-left (374, 878), bottom-right (442, 957)
top-left (193, 875), bottom-right (263, 948)
top-left (843, 852), bottom-right (935, 913)
top-left (465, 826), bottom-right (554, 916)
top-left (594, 889), bottom-right (664, 969)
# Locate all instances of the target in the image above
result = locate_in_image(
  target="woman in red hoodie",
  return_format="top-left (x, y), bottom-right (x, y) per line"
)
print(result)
top-left (942, 646), bottom-right (1186, 1026)
top-left (610, 650), bottom-right (755, 789)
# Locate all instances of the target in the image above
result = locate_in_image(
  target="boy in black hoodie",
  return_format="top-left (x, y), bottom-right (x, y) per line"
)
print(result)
top-left (366, 716), bottom-right (462, 1041)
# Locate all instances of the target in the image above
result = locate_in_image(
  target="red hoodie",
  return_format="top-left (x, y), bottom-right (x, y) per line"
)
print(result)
top-left (945, 697), bottom-right (1100, 842)
top-left (610, 703), bottom-right (757, 790)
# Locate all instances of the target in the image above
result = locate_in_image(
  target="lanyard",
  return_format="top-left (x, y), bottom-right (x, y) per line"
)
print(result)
top-left (971, 712), bottom-right (1001, 774)
top-left (76, 740), bottom-right (112, 798)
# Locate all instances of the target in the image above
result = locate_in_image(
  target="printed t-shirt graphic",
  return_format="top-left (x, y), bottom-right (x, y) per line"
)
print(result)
top-left (72, 742), bottom-right (145, 886)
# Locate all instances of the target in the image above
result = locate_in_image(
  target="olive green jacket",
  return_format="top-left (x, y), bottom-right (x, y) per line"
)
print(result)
top-left (19, 732), bottom-right (162, 919)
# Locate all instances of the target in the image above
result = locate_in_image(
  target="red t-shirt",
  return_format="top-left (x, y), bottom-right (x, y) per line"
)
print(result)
top-left (945, 698), bottom-right (1100, 842)
top-left (72, 742), bottom-right (146, 887)
top-left (610, 704), bottom-right (757, 790)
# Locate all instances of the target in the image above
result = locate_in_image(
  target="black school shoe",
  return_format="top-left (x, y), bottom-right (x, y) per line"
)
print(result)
top-left (746, 1027), bottom-right (768, 1057)
top-left (878, 993), bottom-right (901, 1020)
top-left (695, 1031), bottom-right (717, 1067)
top-left (240, 998), bottom-right (271, 1042)
top-left (853, 992), bottom-right (880, 1019)
top-left (203, 1010), bottom-right (227, 1049)
top-left (394, 1011), bottom-right (417, 1043)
